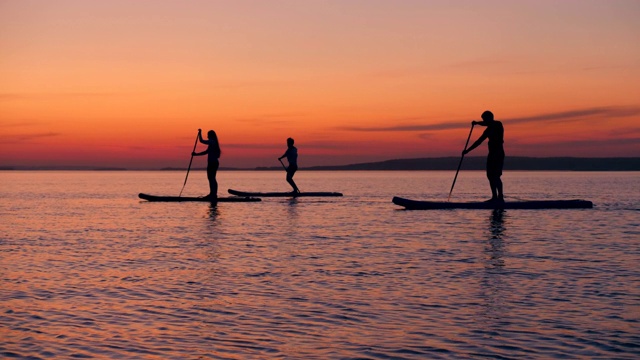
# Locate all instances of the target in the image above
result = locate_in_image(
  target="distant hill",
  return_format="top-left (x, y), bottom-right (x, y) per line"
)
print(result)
top-left (303, 157), bottom-right (640, 171)
top-left (159, 167), bottom-right (242, 171)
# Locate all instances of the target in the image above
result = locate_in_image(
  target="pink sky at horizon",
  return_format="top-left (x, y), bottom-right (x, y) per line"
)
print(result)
top-left (1, 0), bottom-right (639, 169)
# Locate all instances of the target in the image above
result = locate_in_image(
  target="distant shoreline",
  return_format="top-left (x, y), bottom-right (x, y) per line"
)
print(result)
top-left (2, 157), bottom-right (639, 171)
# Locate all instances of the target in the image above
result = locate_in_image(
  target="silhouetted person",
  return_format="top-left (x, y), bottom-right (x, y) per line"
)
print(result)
top-left (463, 111), bottom-right (504, 202)
top-left (278, 137), bottom-right (300, 193)
top-left (192, 129), bottom-right (221, 199)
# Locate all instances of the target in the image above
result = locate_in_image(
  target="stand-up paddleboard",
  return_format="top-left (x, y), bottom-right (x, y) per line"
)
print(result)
top-left (139, 193), bottom-right (261, 203)
top-left (228, 189), bottom-right (343, 197)
top-left (392, 196), bottom-right (592, 210)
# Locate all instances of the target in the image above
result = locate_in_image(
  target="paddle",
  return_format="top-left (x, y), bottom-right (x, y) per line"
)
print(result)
top-left (278, 158), bottom-right (287, 171)
top-left (179, 130), bottom-right (200, 197)
top-left (448, 123), bottom-right (475, 201)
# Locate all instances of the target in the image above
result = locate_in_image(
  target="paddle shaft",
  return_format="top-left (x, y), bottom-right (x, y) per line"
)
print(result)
top-left (448, 124), bottom-right (475, 201)
top-left (179, 131), bottom-right (200, 197)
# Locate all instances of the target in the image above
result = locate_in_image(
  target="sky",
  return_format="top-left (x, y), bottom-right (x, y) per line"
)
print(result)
top-left (1, 0), bottom-right (639, 169)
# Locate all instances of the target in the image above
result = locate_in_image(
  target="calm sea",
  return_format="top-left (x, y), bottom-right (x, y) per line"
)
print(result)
top-left (1, 170), bottom-right (639, 359)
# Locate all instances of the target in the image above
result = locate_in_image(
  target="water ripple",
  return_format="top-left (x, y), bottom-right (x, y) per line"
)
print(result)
top-left (1, 171), bottom-right (639, 359)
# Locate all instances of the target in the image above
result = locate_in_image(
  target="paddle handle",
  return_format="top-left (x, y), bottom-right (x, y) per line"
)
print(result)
top-left (448, 124), bottom-right (474, 201)
top-left (179, 131), bottom-right (200, 197)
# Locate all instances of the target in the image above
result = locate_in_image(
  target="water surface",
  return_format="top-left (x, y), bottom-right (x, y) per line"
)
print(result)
top-left (1, 171), bottom-right (639, 359)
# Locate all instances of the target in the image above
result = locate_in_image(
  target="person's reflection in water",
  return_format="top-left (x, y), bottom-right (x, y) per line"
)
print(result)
top-left (283, 198), bottom-right (299, 237)
top-left (478, 209), bottom-right (509, 323)
top-left (487, 209), bottom-right (506, 268)
top-left (202, 204), bottom-right (223, 271)
top-left (208, 203), bottom-right (220, 223)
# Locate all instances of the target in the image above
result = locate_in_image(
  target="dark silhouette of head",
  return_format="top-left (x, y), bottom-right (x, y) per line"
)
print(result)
top-left (287, 137), bottom-right (294, 147)
top-left (481, 111), bottom-right (494, 122)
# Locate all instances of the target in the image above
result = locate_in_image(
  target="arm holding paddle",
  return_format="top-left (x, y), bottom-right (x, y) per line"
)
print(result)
top-left (192, 129), bottom-right (210, 156)
top-left (462, 122), bottom-right (489, 155)
top-left (277, 150), bottom-right (288, 162)
top-left (463, 130), bottom-right (488, 154)
top-left (447, 122), bottom-right (475, 201)
top-left (179, 130), bottom-right (201, 197)
top-left (197, 129), bottom-right (211, 146)
top-left (278, 150), bottom-right (290, 169)
top-left (192, 148), bottom-right (208, 156)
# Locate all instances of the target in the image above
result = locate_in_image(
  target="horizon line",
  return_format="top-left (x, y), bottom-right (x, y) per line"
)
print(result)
top-left (2, 156), bottom-right (639, 171)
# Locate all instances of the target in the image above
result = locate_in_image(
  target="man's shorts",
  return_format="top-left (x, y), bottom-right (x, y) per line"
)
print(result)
top-left (487, 152), bottom-right (504, 178)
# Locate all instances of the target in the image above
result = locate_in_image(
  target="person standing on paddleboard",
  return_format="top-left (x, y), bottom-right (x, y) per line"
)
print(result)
top-left (462, 111), bottom-right (505, 202)
top-left (192, 129), bottom-right (221, 199)
top-left (278, 137), bottom-right (300, 193)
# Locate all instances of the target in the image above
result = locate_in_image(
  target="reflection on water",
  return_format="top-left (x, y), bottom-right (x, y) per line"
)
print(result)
top-left (487, 209), bottom-right (506, 268)
top-left (1, 171), bottom-right (639, 359)
top-left (479, 209), bottom-right (509, 326)
top-left (207, 203), bottom-right (219, 222)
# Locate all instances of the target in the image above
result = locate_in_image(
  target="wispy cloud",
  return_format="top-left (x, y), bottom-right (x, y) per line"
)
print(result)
top-left (338, 116), bottom-right (459, 132)
top-left (341, 122), bottom-right (461, 132)
top-left (0, 120), bottom-right (45, 128)
top-left (233, 119), bottom-right (294, 125)
top-left (203, 79), bottom-right (300, 90)
top-left (445, 59), bottom-right (513, 69)
top-left (340, 106), bottom-right (640, 132)
top-left (0, 92), bottom-right (117, 101)
top-left (224, 143), bottom-right (282, 149)
top-left (514, 137), bottom-right (640, 147)
top-left (606, 127), bottom-right (640, 137)
top-left (303, 141), bottom-right (355, 150)
top-left (0, 94), bottom-right (24, 101)
top-left (443, 58), bottom-right (640, 76)
top-left (417, 133), bottom-right (435, 140)
top-left (581, 60), bottom-right (640, 71)
top-left (222, 141), bottom-right (352, 150)
top-left (0, 132), bottom-right (61, 144)
top-left (507, 106), bottom-right (640, 125)
top-left (233, 113), bottom-right (305, 125)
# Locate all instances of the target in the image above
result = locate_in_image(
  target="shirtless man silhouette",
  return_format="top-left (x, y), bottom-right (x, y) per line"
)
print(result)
top-left (463, 111), bottom-right (505, 202)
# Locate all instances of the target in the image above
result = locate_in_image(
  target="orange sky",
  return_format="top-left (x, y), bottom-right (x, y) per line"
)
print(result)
top-left (1, 0), bottom-right (639, 168)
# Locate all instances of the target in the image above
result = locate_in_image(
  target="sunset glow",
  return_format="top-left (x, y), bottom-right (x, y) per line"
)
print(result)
top-left (1, 0), bottom-right (639, 168)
